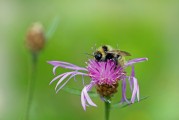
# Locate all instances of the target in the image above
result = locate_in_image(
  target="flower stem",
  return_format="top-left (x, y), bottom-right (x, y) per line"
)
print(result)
top-left (24, 53), bottom-right (38, 120)
top-left (104, 101), bottom-right (111, 120)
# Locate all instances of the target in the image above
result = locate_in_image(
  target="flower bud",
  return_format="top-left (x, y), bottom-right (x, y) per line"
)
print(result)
top-left (26, 22), bottom-right (45, 53)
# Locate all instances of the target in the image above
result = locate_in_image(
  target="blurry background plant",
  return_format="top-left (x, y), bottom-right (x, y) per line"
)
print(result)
top-left (0, 0), bottom-right (179, 120)
top-left (24, 22), bottom-right (45, 120)
top-left (26, 22), bottom-right (45, 53)
top-left (23, 16), bottom-right (59, 120)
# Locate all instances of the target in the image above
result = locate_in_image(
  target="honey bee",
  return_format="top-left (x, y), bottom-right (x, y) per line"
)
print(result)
top-left (93, 45), bottom-right (131, 66)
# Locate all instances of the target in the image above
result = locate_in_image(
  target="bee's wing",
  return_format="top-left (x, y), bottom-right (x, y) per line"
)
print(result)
top-left (107, 50), bottom-right (131, 56)
top-left (120, 50), bottom-right (131, 56)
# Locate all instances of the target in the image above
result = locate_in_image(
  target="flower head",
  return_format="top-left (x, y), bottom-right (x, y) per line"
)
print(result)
top-left (48, 58), bottom-right (147, 110)
top-left (26, 22), bottom-right (45, 53)
top-left (87, 60), bottom-right (124, 98)
top-left (88, 60), bottom-right (123, 85)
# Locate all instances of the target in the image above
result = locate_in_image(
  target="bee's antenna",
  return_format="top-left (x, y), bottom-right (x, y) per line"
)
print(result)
top-left (116, 44), bottom-right (119, 49)
top-left (84, 53), bottom-right (94, 57)
top-left (91, 43), bottom-right (97, 52)
top-left (94, 43), bottom-right (97, 50)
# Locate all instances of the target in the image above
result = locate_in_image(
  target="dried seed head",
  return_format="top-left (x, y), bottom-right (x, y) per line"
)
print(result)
top-left (26, 22), bottom-right (45, 53)
top-left (96, 82), bottom-right (118, 97)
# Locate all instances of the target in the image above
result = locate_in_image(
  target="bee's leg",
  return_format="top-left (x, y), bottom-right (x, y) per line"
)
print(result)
top-left (112, 57), bottom-right (118, 66)
top-left (105, 53), bottom-right (114, 62)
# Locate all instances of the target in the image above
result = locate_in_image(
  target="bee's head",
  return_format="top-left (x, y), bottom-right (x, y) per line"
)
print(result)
top-left (94, 51), bottom-right (102, 61)
top-left (93, 45), bottom-right (113, 61)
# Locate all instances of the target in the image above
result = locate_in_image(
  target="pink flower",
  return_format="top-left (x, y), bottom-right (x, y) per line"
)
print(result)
top-left (48, 58), bottom-right (148, 110)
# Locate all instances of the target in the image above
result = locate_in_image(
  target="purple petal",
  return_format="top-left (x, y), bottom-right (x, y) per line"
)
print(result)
top-left (53, 65), bottom-right (59, 75)
top-left (81, 82), bottom-right (96, 110)
top-left (48, 61), bottom-right (78, 67)
top-left (125, 58), bottom-right (148, 67)
top-left (81, 89), bottom-right (86, 110)
top-left (48, 61), bottom-right (88, 71)
top-left (121, 77), bottom-right (129, 103)
top-left (137, 83), bottom-right (140, 101)
top-left (55, 72), bottom-right (74, 90)
top-left (84, 85), bottom-right (97, 106)
top-left (127, 76), bottom-right (133, 92)
top-left (128, 66), bottom-right (135, 91)
top-left (56, 72), bottom-right (79, 93)
top-left (131, 65), bottom-right (135, 77)
top-left (131, 77), bottom-right (139, 103)
top-left (50, 72), bottom-right (70, 85)
top-left (58, 65), bottom-right (88, 71)
top-left (55, 71), bottom-right (89, 91)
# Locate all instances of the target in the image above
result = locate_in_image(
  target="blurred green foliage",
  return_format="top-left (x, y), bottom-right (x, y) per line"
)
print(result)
top-left (0, 0), bottom-right (179, 120)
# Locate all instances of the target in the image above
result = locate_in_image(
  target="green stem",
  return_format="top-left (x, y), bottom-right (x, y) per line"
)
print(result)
top-left (105, 101), bottom-right (111, 120)
top-left (24, 53), bottom-right (38, 120)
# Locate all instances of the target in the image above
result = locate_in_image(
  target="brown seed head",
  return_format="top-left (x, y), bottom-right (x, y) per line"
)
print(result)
top-left (26, 22), bottom-right (45, 53)
top-left (96, 83), bottom-right (118, 97)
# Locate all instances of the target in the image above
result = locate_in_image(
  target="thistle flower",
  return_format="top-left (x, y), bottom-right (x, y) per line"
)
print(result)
top-left (48, 58), bottom-right (147, 110)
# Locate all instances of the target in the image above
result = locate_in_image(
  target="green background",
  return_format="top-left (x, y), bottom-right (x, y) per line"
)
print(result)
top-left (0, 0), bottom-right (179, 120)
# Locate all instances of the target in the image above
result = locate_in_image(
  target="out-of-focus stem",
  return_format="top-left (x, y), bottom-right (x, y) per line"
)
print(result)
top-left (24, 53), bottom-right (38, 120)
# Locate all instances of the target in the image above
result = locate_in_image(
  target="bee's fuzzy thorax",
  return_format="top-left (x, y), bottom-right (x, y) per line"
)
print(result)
top-left (94, 45), bottom-right (130, 67)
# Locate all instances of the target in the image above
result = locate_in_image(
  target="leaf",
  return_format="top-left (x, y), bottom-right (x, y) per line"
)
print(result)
top-left (62, 87), bottom-right (99, 97)
top-left (46, 16), bottom-right (60, 40)
top-left (111, 96), bottom-right (149, 109)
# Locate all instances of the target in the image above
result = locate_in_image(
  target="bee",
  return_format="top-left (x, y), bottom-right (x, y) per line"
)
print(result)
top-left (93, 45), bottom-right (131, 66)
